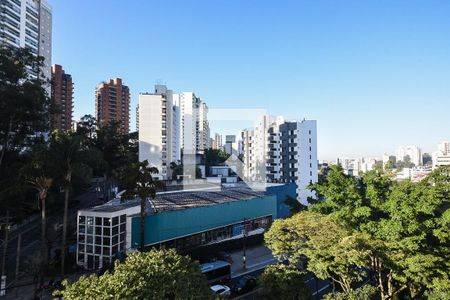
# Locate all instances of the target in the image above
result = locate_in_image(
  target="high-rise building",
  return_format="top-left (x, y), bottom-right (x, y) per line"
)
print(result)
top-left (396, 145), bottom-right (422, 166)
top-left (243, 115), bottom-right (284, 181)
top-left (135, 104), bottom-right (139, 131)
top-left (0, 0), bottom-right (52, 79)
top-left (242, 116), bottom-right (318, 205)
top-left (432, 141), bottom-right (450, 169)
top-left (138, 85), bottom-right (180, 179)
top-left (51, 64), bottom-right (73, 132)
top-left (274, 120), bottom-right (318, 204)
top-left (213, 133), bottom-right (223, 150)
top-left (95, 78), bottom-right (130, 135)
top-left (199, 102), bottom-right (210, 150)
top-left (176, 92), bottom-right (210, 155)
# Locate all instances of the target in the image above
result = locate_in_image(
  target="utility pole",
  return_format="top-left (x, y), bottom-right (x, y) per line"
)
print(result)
top-left (242, 218), bottom-right (247, 270)
top-left (14, 233), bottom-right (21, 299)
top-left (15, 234), bottom-right (21, 281)
top-left (1, 210), bottom-right (10, 297)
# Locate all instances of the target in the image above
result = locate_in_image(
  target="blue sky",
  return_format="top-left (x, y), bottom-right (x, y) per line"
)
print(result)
top-left (52, 0), bottom-right (450, 160)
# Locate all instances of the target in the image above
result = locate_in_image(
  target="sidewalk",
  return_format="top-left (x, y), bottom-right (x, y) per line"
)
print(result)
top-left (229, 245), bottom-right (277, 277)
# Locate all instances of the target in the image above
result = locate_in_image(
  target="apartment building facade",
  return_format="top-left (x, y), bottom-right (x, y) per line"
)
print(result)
top-left (51, 64), bottom-right (73, 131)
top-left (138, 85), bottom-right (180, 179)
top-left (212, 133), bottom-right (223, 150)
top-left (0, 0), bottom-right (52, 79)
top-left (243, 116), bottom-right (318, 205)
top-left (176, 92), bottom-right (210, 155)
top-left (95, 78), bottom-right (130, 135)
top-left (396, 145), bottom-right (422, 166)
top-left (432, 141), bottom-right (450, 169)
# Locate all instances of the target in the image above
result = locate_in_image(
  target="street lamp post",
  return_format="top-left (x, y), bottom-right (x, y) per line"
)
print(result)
top-left (242, 218), bottom-right (247, 270)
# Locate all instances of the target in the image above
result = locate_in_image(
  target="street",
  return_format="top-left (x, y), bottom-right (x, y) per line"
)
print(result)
top-left (0, 189), bottom-right (101, 299)
top-left (228, 245), bottom-right (331, 299)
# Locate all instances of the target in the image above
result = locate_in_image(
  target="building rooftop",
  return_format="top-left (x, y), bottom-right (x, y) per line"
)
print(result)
top-left (80, 187), bottom-right (266, 215)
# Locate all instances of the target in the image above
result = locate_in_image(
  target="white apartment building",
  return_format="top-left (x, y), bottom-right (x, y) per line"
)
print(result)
top-left (242, 115), bottom-right (284, 182)
top-left (396, 145), bottom-right (422, 166)
top-left (213, 133), bottom-right (223, 150)
top-left (138, 85), bottom-right (180, 179)
top-left (432, 141), bottom-right (450, 169)
top-left (0, 0), bottom-right (52, 79)
top-left (176, 92), bottom-right (210, 155)
top-left (242, 116), bottom-right (318, 205)
top-left (336, 157), bottom-right (379, 175)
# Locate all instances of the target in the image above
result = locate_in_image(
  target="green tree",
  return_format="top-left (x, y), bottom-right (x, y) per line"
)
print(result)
top-left (0, 46), bottom-right (51, 167)
top-left (265, 211), bottom-right (370, 294)
top-left (204, 148), bottom-right (230, 176)
top-left (48, 132), bottom-right (99, 274)
top-left (383, 160), bottom-right (394, 172)
top-left (308, 165), bottom-right (372, 230)
top-left (56, 249), bottom-right (213, 300)
top-left (0, 46), bottom-right (51, 217)
top-left (21, 145), bottom-right (54, 264)
top-left (75, 114), bottom-right (97, 141)
top-left (169, 161), bottom-right (202, 180)
top-left (284, 195), bottom-right (305, 216)
top-left (259, 264), bottom-right (310, 300)
top-left (305, 165), bottom-right (450, 299)
top-left (323, 285), bottom-right (378, 300)
top-left (122, 160), bottom-right (165, 251)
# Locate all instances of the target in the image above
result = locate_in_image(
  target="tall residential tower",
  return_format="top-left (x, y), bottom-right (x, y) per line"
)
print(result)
top-left (51, 64), bottom-right (73, 132)
top-left (0, 0), bottom-right (52, 78)
top-left (138, 85), bottom-right (180, 179)
top-left (175, 92), bottom-right (210, 155)
top-left (242, 116), bottom-right (318, 205)
top-left (95, 78), bottom-right (130, 135)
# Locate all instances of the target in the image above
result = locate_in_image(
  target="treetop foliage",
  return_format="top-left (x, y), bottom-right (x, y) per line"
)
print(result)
top-left (56, 249), bottom-right (213, 300)
top-left (266, 166), bottom-right (450, 299)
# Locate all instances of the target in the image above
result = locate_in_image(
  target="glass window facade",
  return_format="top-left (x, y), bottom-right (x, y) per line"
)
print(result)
top-left (77, 214), bottom-right (127, 270)
top-left (78, 212), bottom-right (272, 270)
top-left (160, 215), bottom-right (272, 251)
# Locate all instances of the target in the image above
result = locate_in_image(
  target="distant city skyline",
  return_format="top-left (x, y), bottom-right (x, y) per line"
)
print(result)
top-left (52, 0), bottom-right (450, 160)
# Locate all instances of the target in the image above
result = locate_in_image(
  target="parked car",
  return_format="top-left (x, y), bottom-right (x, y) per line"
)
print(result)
top-left (216, 251), bottom-right (233, 264)
top-left (232, 275), bottom-right (257, 295)
top-left (210, 284), bottom-right (231, 298)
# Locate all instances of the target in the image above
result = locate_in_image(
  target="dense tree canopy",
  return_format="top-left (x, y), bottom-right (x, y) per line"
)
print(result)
top-left (266, 166), bottom-right (450, 299)
top-left (0, 46), bottom-right (51, 216)
top-left (56, 249), bottom-right (213, 300)
top-left (0, 46), bottom-right (51, 167)
top-left (259, 264), bottom-right (310, 300)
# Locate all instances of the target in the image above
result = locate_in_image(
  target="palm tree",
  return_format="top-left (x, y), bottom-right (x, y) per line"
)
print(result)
top-left (48, 132), bottom-right (90, 275)
top-left (21, 145), bottom-right (53, 265)
top-left (30, 176), bottom-right (53, 258)
top-left (122, 160), bottom-right (165, 251)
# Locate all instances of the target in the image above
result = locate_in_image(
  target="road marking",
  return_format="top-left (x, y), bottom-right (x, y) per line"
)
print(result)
top-left (304, 277), bottom-right (313, 283)
top-left (311, 284), bottom-right (330, 296)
